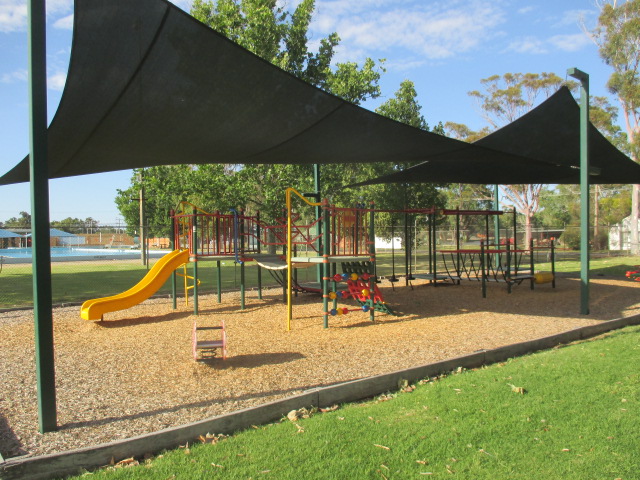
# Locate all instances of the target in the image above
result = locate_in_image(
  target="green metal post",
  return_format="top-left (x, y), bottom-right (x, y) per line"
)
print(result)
top-left (192, 215), bottom-right (198, 315)
top-left (314, 164), bottom-right (322, 283)
top-left (323, 205), bottom-right (330, 328)
top-left (240, 210), bottom-right (245, 310)
top-left (170, 209), bottom-right (177, 310)
top-left (494, 184), bottom-right (500, 245)
top-left (29, 0), bottom-right (57, 434)
top-left (480, 241), bottom-right (486, 298)
top-left (568, 67), bottom-right (590, 315)
top-left (551, 239), bottom-right (556, 289)
top-left (529, 238), bottom-right (535, 290)
top-left (369, 203), bottom-right (375, 322)
top-left (216, 213), bottom-right (221, 303)
top-left (256, 211), bottom-right (262, 300)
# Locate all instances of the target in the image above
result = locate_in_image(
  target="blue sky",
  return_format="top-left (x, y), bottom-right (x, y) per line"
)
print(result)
top-left (0, 0), bottom-right (618, 225)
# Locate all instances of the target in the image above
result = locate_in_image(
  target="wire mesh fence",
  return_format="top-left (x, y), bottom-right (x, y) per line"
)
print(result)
top-left (0, 222), bottom-right (634, 310)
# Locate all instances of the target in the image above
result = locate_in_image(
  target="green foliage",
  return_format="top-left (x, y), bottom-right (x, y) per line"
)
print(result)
top-left (49, 217), bottom-right (99, 234)
top-left (2, 211), bottom-right (31, 229)
top-left (468, 72), bottom-right (577, 128)
top-left (190, 0), bottom-right (384, 103)
top-left (594, 0), bottom-right (640, 156)
top-left (114, 0), bottom-right (392, 228)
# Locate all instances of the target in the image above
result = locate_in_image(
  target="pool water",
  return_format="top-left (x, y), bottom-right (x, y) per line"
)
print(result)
top-left (0, 247), bottom-right (168, 263)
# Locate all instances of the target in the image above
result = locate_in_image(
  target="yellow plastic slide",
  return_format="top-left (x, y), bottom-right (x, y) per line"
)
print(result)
top-left (80, 249), bottom-right (190, 321)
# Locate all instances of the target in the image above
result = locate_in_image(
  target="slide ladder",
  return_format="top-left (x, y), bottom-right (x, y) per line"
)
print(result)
top-left (192, 319), bottom-right (227, 361)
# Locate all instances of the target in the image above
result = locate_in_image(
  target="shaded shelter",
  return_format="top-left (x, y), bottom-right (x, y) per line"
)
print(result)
top-left (0, 0), bottom-right (581, 185)
top-left (351, 86), bottom-right (640, 187)
top-left (0, 229), bottom-right (21, 239)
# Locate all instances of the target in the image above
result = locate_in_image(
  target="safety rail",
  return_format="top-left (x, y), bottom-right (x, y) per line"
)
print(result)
top-left (172, 202), bottom-right (372, 259)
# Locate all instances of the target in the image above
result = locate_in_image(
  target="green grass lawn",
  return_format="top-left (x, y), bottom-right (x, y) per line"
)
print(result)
top-left (64, 324), bottom-right (640, 479)
top-left (1, 253), bottom-right (639, 309)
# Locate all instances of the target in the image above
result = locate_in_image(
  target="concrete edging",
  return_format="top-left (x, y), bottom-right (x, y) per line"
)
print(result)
top-left (2, 313), bottom-right (640, 480)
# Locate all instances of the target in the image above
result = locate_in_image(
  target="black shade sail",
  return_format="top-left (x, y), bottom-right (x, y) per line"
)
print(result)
top-left (1, 0), bottom-right (585, 186)
top-left (352, 86), bottom-right (640, 187)
top-left (474, 86), bottom-right (640, 183)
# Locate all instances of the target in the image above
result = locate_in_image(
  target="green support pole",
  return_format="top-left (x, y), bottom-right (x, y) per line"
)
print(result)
top-left (256, 211), bottom-right (262, 300)
top-left (568, 67), bottom-right (590, 315)
top-left (551, 239), bottom-right (556, 289)
top-left (216, 260), bottom-right (222, 303)
top-left (369, 203), bottom-right (375, 322)
top-left (314, 164), bottom-right (322, 284)
top-left (192, 215), bottom-right (198, 315)
top-left (170, 209), bottom-right (177, 310)
top-left (215, 213), bottom-right (221, 303)
top-left (456, 213), bottom-right (461, 279)
top-left (529, 238), bottom-right (535, 290)
top-left (29, 0), bottom-right (57, 434)
top-left (240, 210), bottom-right (245, 311)
top-left (494, 185), bottom-right (500, 246)
top-left (323, 205), bottom-right (330, 328)
top-left (404, 211), bottom-right (409, 286)
top-left (480, 241), bottom-right (486, 298)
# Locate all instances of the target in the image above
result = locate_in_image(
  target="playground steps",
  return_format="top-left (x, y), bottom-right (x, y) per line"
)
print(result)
top-left (193, 320), bottom-right (226, 361)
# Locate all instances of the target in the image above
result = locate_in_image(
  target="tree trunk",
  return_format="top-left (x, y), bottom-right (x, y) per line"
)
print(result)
top-left (632, 184), bottom-right (639, 254)
top-left (594, 185), bottom-right (600, 251)
top-left (525, 213), bottom-right (532, 249)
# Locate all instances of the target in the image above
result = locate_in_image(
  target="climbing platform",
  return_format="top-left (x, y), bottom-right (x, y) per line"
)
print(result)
top-left (341, 261), bottom-right (394, 315)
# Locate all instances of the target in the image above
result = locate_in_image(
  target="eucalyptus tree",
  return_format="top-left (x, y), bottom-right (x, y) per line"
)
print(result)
top-left (466, 72), bottom-right (578, 247)
top-left (591, 0), bottom-right (640, 253)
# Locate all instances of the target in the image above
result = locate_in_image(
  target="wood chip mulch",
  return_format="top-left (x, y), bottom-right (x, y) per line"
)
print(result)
top-left (1, 274), bottom-right (639, 459)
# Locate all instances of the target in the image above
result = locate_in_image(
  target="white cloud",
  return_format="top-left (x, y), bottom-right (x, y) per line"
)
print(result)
top-left (549, 33), bottom-right (591, 52)
top-left (517, 6), bottom-right (535, 15)
top-left (53, 13), bottom-right (73, 30)
top-left (47, 71), bottom-right (66, 91)
top-left (1, 68), bottom-right (27, 83)
top-left (0, 0), bottom-right (27, 33)
top-left (385, 58), bottom-right (426, 72)
top-left (314, 0), bottom-right (506, 60)
top-left (504, 36), bottom-right (548, 54)
top-left (0, 0), bottom-right (72, 32)
top-left (553, 8), bottom-right (594, 28)
top-left (505, 31), bottom-right (591, 55)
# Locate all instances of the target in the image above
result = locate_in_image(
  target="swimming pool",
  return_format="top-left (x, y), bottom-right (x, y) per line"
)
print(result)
top-left (0, 247), bottom-right (169, 264)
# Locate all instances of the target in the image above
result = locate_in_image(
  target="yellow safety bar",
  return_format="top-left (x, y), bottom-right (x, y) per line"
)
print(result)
top-left (286, 187), bottom-right (326, 331)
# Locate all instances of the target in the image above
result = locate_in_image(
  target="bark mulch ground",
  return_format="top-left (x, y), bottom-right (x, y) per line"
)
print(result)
top-left (1, 274), bottom-right (639, 459)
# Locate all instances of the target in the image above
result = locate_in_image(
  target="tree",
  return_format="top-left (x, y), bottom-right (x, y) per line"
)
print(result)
top-left (372, 80), bottom-right (446, 237)
top-left (592, 0), bottom-right (640, 253)
top-left (115, 0), bottom-right (388, 229)
top-left (465, 73), bottom-right (578, 247)
top-left (3, 211), bottom-right (31, 229)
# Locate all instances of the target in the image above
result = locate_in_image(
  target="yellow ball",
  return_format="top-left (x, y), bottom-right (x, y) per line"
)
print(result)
top-left (361, 289), bottom-right (370, 297)
top-left (350, 273), bottom-right (359, 281)
top-left (328, 291), bottom-right (337, 300)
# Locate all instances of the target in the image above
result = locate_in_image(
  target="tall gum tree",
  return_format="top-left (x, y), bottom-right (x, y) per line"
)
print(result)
top-left (591, 0), bottom-right (640, 254)
top-left (466, 73), bottom-right (577, 247)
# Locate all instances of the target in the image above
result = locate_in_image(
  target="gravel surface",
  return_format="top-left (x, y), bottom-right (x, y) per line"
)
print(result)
top-left (1, 274), bottom-right (638, 459)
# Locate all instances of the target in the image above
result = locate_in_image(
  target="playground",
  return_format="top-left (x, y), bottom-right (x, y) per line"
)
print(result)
top-left (2, 272), bottom-right (640, 459)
